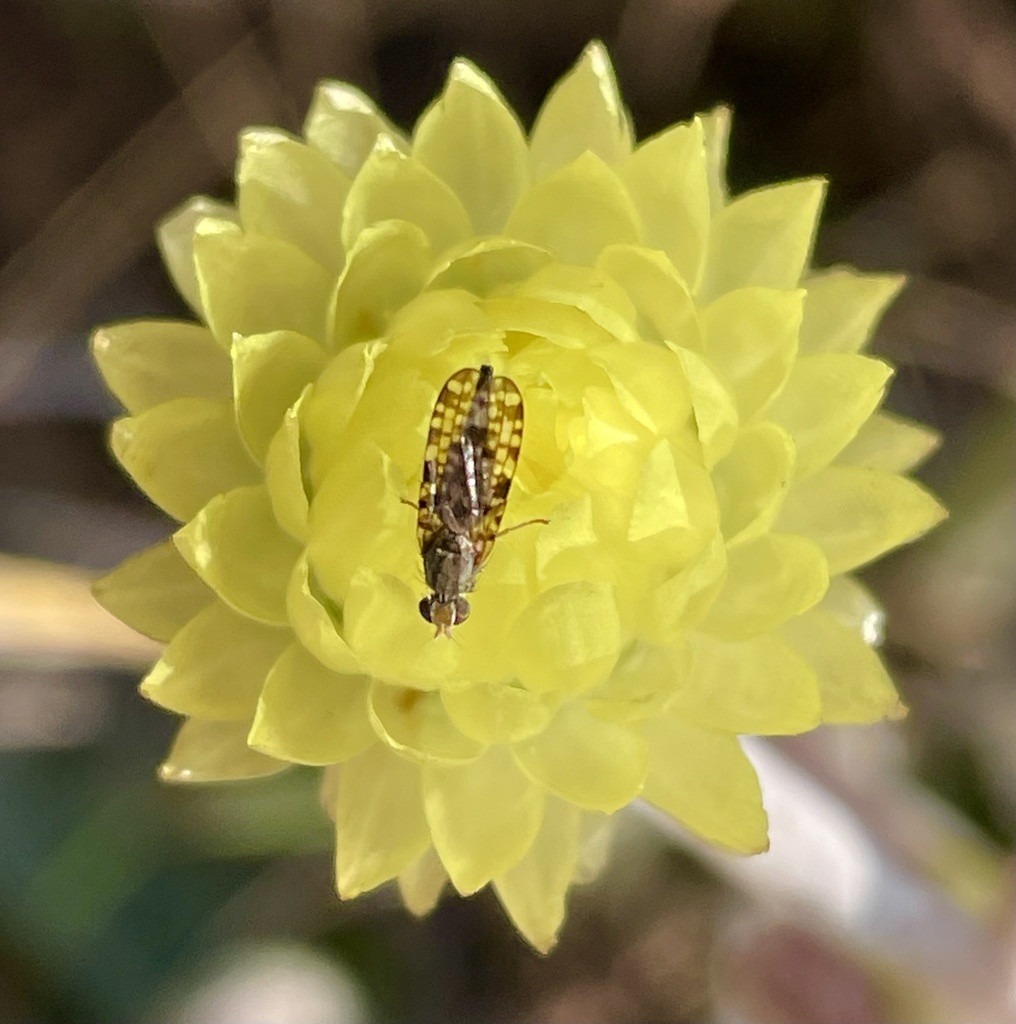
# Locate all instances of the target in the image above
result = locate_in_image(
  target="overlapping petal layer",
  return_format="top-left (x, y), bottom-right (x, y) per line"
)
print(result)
top-left (94, 41), bottom-right (945, 951)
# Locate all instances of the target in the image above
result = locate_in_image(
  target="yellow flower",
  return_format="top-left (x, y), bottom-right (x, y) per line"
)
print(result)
top-left (92, 42), bottom-right (945, 951)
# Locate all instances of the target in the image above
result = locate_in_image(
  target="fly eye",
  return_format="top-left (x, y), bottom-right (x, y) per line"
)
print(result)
top-left (454, 598), bottom-right (470, 624)
top-left (418, 598), bottom-right (433, 623)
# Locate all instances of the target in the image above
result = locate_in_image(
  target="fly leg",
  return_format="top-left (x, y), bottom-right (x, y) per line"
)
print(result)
top-left (497, 517), bottom-right (551, 538)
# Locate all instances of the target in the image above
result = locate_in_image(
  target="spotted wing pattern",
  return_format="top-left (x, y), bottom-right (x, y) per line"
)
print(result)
top-left (417, 365), bottom-right (524, 572)
top-left (472, 373), bottom-right (523, 570)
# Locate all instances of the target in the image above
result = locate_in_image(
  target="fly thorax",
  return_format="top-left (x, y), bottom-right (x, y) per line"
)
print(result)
top-left (423, 530), bottom-right (476, 601)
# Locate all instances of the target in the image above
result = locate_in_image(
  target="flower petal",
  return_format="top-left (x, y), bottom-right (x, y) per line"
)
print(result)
top-left (446, 581), bottom-right (536, 685)
top-left (92, 539), bottom-right (213, 642)
top-left (319, 766), bottom-right (339, 820)
top-left (598, 244), bottom-right (700, 348)
top-left (508, 582), bottom-right (622, 695)
top-left (837, 411), bottom-right (940, 474)
top-left (237, 128), bottom-right (351, 271)
top-left (380, 289), bottom-right (494, 363)
top-left (341, 137), bottom-right (471, 256)
top-left (265, 387), bottom-right (312, 542)
top-left (700, 178), bottom-right (826, 300)
top-left (308, 441), bottom-right (417, 600)
top-left (645, 532), bottom-right (727, 641)
top-left (232, 330), bottom-right (326, 463)
top-left (285, 555), bottom-right (362, 674)
top-left (675, 631), bottom-right (821, 734)
top-left (641, 720), bottom-right (768, 853)
top-left (414, 59), bottom-right (528, 234)
top-left (621, 121), bottom-right (710, 289)
top-left (818, 574), bottom-right (885, 646)
top-left (529, 41), bottom-right (632, 178)
top-left (572, 812), bottom-right (615, 884)
top-left (767, 353), bottom-right (893, 479)
top-left (606, 371), bottom-right (694, 461)
top-left (141, 602), bottom-right (289, 719)
top-left (110, 398), bottom-right (258, 522)
top-left (341, 568), bottom-right (462, 691)
top-left (782, 609), bottom-right (905, 723)
top-left (397, 846), bottom-right (447, 916)
top-left (335, 744), bottom-right (429, 897)
top-left (584, 642), bottom-right (680, 724)
top-left (711, 422), bottom-right (796, 545)
top-left (442, 682), bottom-right (559, 745)
top-left (91, 320), bottom-right (230, 414)
top-left (427, 237), bottom-right (552, 295)
top-left (512, 701), bottom-right (648, 812)
top-left (534, 495), bottom-right (611, 586)
top-left (629, 440), bottom-right (714, 558)
top-left (494, 798), bottom-right (581, 953)
top-left (328, 220), bottom-right (430, 349)
top-left (369, 683), bottom-right (483, 764)
top-left (250, 643), bottom-right (374, 764)
top-left (672, 347), bottom-right (738, 468)
top-left (701, 533), bottom-right (829, 638)
top-left (484, 294), bottom-right (612, 350)
top-left (304, 80), bottom-right (406, 179)
top-left (776, 466), bottom-right (948, 573)
top-left (423, 746), bottom-right (544, 895)
top-left (157, 196), bottom-right (239, 315)
top-left (193, 219), bottom-right (333, 348)
top-left (506, 152), bottom-right (641, 266)
top-left (799, 267), bottom-right (905, 354)
top-left (175, 485), bottom-right (302, 625)
top-left (515, 263), bottom-right (638, 342)
top-left (302, 342), bottom-right (385, 487)
top-left (697, 106), bottom-right (731, 214)
top-left (700, 286), bottom-right (803, 420)
top-left (159, 718), bottom-right (288, 783)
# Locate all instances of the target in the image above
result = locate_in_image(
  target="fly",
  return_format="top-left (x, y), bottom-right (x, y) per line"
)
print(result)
top-left (409, 364), bottom-right (544, 637)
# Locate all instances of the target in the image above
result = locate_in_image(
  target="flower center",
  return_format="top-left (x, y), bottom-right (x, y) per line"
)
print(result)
top-left (301, 273), bottom-right (721, 694)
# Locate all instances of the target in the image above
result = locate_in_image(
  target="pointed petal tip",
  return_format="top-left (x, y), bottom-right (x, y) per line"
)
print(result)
top-left (108, 416), bottom-right (133, 460)
top-left (398, 858), bottom-right (447, 917)
top-left (192, 215), bottom-right (239, 240)
top-left (719, 819), bottom-right (771, 857)
top-left (929, 495), bottom-right (950, 525)
top-left (909, 489), bottom-right (950, 539)
top-left (371, 132), bottom-right (405, 158)
top-left (157, 195), bottom-right (238, 240)
top-left (529, 933), bottom-right (559, 956)
top-left (245, 732), bottom-right (271, 760)
top-left (311, 79), bottom-right (377, 117)
top-left (446, 56), bottom-right (494, 92)
top-left (888, 699), bottom-right (909, 721)
top-left (90, 325), bottom-right (111, 357)
top-left (700, 103), bottom-right (733, 122)
top-left (237, 125), bottom-right (291, 158)
top-left (502, 897), bottom-right (567, 955)
top-left (885, 271), bottom-right (908, 293)
top-left (336, 874), bottom-right (365, 901)
top-left (157, 762), bottom-right (190, 783)
top-left (448, 875), bottom-right (487, 898)
top-left (582, 38), bottom-right (612, 69)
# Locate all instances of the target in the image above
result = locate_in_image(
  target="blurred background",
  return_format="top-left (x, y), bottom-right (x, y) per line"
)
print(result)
top-left (0, 1), bottom-right (1013, 1021)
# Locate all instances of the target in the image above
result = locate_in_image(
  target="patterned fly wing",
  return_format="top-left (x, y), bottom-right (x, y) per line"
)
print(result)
top-left (472, 373), bottom-right (524, 570)
top-left (416, 365), bottom-right (524, 569)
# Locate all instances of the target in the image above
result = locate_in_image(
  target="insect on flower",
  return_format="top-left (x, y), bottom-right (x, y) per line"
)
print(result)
top-left (409, 364), bottom-right (545, 637)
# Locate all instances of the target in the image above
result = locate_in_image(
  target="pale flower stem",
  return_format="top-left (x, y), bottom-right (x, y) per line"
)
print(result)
top-left (642, 736), bottom-right (1014, 1022)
